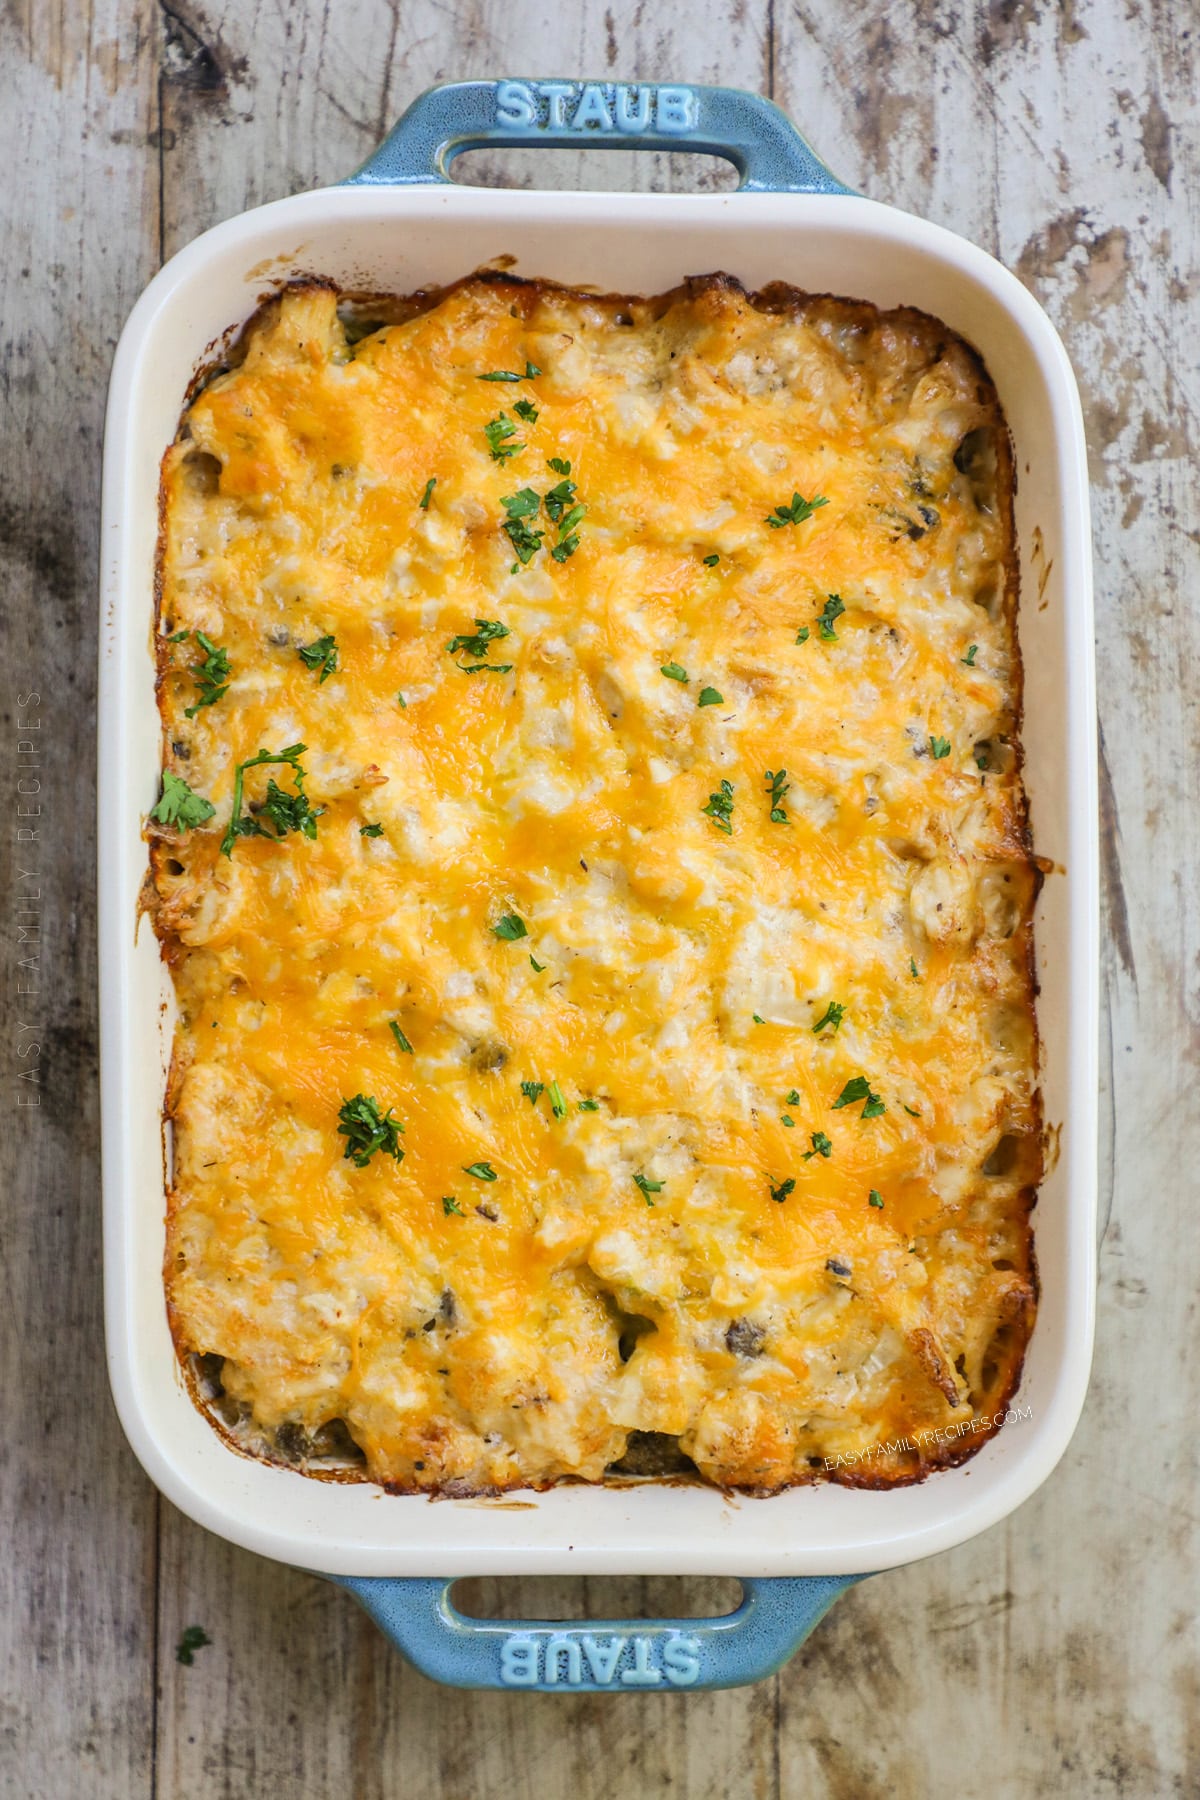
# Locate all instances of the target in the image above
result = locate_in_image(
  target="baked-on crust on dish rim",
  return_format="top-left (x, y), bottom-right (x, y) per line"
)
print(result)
top-left (147, 270), bottom-right (1040, 1496)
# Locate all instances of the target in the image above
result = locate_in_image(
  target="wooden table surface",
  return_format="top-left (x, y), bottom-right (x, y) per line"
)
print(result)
top-left (3, 2), bottom-right (1196, 1794)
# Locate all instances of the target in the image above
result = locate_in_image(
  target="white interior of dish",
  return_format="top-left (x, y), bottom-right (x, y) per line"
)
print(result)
top-left (99, 186), bottom-right (1097, 1576)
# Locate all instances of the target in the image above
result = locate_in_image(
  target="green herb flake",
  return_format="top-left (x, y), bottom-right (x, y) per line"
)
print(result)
top-left (812, 1001), bottom-right (845, 1034)
top-left (418, 476), bottom-right (437, 509)
top-left (442, 1195), bottom-right (465, 1216)
top-left (166, 627), bottom-right (190, 643)
top-left (547, 456), bottom-right (572, 476)
top-left (396, 691), bottom-right (408, 708)
top-left (909, 957), bottom-right (920, 980)
top-left (795, 626), bottom-right (810, 644)
top-left (633, 1171), bottom-right (664, 1204)
top-left (221, 744), bottom-right (322, 858)
top-left (817, 594), bottom-right (846, 642)
top-left (930, 735), bottom-right (951, 760)
top-left (513, 398), bottom-right (539, 424)
top-left (962, 644), bottom-right (978, 666)
top-left (781, 1115), bottom-right (795, 1128)
top-left (703, 552), bottom-right (720, 567)
top-left (298, 634), bottom-right (338, 683)
top-left (478, 367), bottom-right (529, 383)
top-left (577, 1099), bottom-right (600, 1112)
top-left (463, 1161), bottom-right (498, 1181)
top-left (389, 1020), bottom-right (414, 1055)
top-left (491, 912), bottom-right (528, 941)
top-left (785, 1089), bottom-right (800, 1106)
top-left (501, 487), bottom-right (545, 565)
top-left (181, 630), bottom-right (232, 717)
top-left (702, 778), bottom-right (735, 835)
top-left (861, 1093), bottom-right (887, 1119)
top-left (660, 662), bottom-right (689, 683)
top-left (548, 1079), bottom-right (567, 1120)
top-left (175, 1626), bottom-right (211, 1666)
top-left (770, 1177), bottom-right (795, 1204)
top-left (803, 1131), bottom-right (833, 1161)
top-left (338, 1093), bottom-right (405, 1167)
top-left (484, 412), bottom-right (523, 462)
top-left (752, 1013), bottom-right (765, 1025)
top-left (765, 767), bottom-right (789, 823)
top-left (520, 1081), bottom-right (545, 1106)
top-left (459, 662), bottom-right (513, 674)
top-left (832, 1076), bottom-right (883, 1116)
top-left (902, 1103), bottom-right (921, 1118)
top-left (868, 1189), bottom-right (885, 1209)
top-left (529, 954), bottom-right (546, 972)
top-left (697, 686), bottom-right (724, 707)
top-left (150, 770), bottom-right (216, 832)
top-left (766, 491), bottom-right (828, 529)
top-left (360, 822), bottom-right (384, 838)
top-left (446, 618), bottom-right (510, 660)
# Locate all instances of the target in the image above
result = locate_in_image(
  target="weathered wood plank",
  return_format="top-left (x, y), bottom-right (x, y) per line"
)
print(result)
top-left (0, 5), bottom-right (163, 1797)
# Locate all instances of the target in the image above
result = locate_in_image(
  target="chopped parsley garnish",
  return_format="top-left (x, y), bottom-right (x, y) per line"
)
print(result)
top-left (661, 662), bottom-right (689, 683)
top-left (765, 767), bottom-right (789, 822)
top-left (548, 1080), bottom-right (568, 1120)
top-left (501, 487), bottom-right (545, 564)
top-left (781, 1115), bottom-right (795, 1128)
top-left (910, 957), bottom-right (920, 979)
top-left (520, 1081), bottom-right (545, 1106)
top-left (702, 778), bottom-right (734, 834)
top-left (785, 1089), bottom-right (800, 1105)
top-left (817, 594), bottom-right (845, 642)
top-left (220, 745), bottom-right (322, 858)
top-left (962, 644), bottom-right (978, 666)
top-left (484, 412), bottom-right (524, 462)
top-left (633, 1172), bottom-right (664, 1204)
top-left (180, 630), bottom-right (231, 717)
top-left (298, 634), bottom-right (338, 683)
top-left (902, 1103), bottom-right (921, 1117)
top-left (803, 1131), bottom-right (833, 1161)
top-left (389, 1020), bottom-right (413, 1054)
top-left (460, 661), bottom-right (514, 674)
top-left (703, 552), bottom-right (720, 567)
top-left (150, 770), bottom-right (215, 831)
top-left (463, 1161), bottom-right (498, 1181)
top-left (338, 1093), bottom-right (405, 1167)
top-left (491, 912), bottom-right (528, 941)
top-left (442, 1196), bottom-right (465, 1216)
top-left (766, 491), bottom-right (828, 529)
top-left (930, 735), bottom-right (951, 759)
top-left (577, 1099), bottom-right (600, 1112)
top-left (795, 626), bottom-right (810, 644)
top-left (478, 361), bottom-right (540, 382)
top-left (547, 456), bottom-right (571, 476)
top-left (832, 1076), bottom-right (886, 1119)
top-left (545, 478), bottom-right (585, 561)
top-left (812, 1001), bottom-right (845, 1034)
top-left (514, 398), bottom-right (539, 424)
top-left (418, 476), bottom-right (436, 509)
top-left (447, 619), bottom-right (511, 660)
top-left (868, 1189), bottom-right (885, 1209)
top-left (175, 1626), bottom-right (211, 1666)
top-left (770, 1177), bottom-right (795, 1204)
top-left (697, 686), bottom-right (724, 707)
top-left (975, 747), bottom-right (989, 771)
top-left (166, 628), bottom-right (190, 642)
top-left (396, 691), bottom-right (407, 708)
top-left (360, 822), bottom-right (384, 838)
top-left (752, 1013), bottom-right (765, 1025)
top-left (529, 954), bottom-right (546, 972)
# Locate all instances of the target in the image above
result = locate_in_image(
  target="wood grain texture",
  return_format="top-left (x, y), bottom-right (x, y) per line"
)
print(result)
top-left (1, 1), bottom-right (1197, 1794)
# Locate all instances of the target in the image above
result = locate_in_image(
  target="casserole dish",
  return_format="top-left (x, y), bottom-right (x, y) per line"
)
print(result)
top-left (99, 78), bottom-right (1097, 1692)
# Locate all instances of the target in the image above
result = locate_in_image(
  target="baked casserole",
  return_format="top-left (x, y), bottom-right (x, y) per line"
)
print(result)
top-left (148, 271), bottom-right (1040, 1495)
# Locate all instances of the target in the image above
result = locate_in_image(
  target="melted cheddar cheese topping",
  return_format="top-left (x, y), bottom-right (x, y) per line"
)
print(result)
top-left (152, 276), bottom-right (1039, 1494)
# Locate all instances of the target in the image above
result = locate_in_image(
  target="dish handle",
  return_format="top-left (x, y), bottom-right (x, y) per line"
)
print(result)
top-left (329, 1573), bottom-right (867, 1692)
top-left (344, 79), bottom-right (852, 195)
